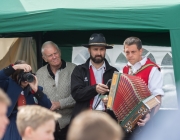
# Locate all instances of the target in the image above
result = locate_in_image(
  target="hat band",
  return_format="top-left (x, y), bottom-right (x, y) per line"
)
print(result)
top-left (89, 43), bottom-right (107, 46)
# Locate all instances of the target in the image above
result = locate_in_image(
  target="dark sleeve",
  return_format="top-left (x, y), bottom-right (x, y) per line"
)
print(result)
top-left (71, 66), bottom-right (98, 102)
top-left (114, 67), bottom-right (118, 72)
top-left (33, 88), bottom-right (44, 100)
top-left (3, 65), bottom-right (16, 76)
top-left (34, 86), bottom-right (52, 109)
top-left (0, 65), bottom-right (15, 90)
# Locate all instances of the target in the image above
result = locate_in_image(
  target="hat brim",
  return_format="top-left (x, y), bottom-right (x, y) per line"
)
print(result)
top-left (82, 44), bottom-right (113, 49)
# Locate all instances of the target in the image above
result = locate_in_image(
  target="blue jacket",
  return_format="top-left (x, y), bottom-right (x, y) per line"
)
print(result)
top-left (0, 69), bottom-right (52, 117)
top-left (0, 66), bottom-right (52, 140)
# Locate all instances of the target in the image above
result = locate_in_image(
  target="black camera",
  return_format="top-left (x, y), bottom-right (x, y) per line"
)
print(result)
top-left (19, 72), bottom-right (35, 83)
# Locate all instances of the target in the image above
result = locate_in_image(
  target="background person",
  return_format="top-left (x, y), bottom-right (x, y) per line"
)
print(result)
top-left (0, 60), bottom-right (52, 140)
top-left (0, 89), bottom-right (11, 139)
top-left (36, 41), bottom-right (76, 140)
top-left (67, 110), bottom-right (124, 140)
top-left (16, 105), bottom-right (61, 140)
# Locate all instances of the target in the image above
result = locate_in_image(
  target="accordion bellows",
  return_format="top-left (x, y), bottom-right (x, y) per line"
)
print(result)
top-left (107, 72), bottom-right (160, 132)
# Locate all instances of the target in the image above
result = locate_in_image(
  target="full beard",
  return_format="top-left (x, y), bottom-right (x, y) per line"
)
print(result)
top-left (90, 55), bottom-right (105, 64)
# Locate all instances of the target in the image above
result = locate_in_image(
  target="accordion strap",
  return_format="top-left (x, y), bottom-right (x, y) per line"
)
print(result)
top-left (134, 63), bottom-right (156, 75)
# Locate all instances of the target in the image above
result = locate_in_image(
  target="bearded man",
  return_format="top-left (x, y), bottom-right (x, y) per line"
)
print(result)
top-left (71, 33), bottom-right (118, 120)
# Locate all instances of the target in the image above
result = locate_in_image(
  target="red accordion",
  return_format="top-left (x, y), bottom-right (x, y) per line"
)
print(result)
top-left (107, 72), bottom-right (160, 133)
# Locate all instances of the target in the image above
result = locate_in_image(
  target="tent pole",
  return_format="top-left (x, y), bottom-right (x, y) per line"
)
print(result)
top-left (170, 29), bottom-right (180, 108)
top-left (35, 32), bottom-right (43, 69)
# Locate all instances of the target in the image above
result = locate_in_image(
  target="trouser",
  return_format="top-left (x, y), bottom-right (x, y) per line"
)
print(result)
top-left (54, 122), bottom-right (69, 140)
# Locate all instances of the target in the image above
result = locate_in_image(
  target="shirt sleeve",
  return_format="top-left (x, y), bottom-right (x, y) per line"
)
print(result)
top-left (148, 67), bottom-right (164, 96)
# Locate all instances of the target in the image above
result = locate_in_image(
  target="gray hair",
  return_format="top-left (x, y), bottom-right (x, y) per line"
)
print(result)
top-left (41, 41), bottom-right (61, 56)
top-left (123, 37), bottom-right (142, 50)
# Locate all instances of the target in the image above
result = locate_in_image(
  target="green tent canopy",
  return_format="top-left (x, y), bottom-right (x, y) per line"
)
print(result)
top-left (1, 0), bottom-right (180, 103)
top-left (1, 0), bottom-right (180, 32)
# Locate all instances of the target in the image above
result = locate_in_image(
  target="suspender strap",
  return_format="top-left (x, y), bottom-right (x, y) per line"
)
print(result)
top-left (134, 64), bottom-right (156, 75)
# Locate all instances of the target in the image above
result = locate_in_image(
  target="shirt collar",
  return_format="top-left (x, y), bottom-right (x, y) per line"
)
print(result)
top-left (127, 56), bottom-right (147, 73)
top-left (127, 56), bottom-right (147, 67)
top-left (89, 60), bottom-right (106, 70)
top-left (47, 59), bottom-right (66, 79)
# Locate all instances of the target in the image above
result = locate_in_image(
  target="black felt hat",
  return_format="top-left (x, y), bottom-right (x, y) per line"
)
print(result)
top-left (82, 33), bottom-right (113, 49)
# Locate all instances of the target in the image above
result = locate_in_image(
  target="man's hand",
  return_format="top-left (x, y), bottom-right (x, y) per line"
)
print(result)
top-left (50, 101), bottom-right (61, 111)
top-left (137, 113), bottom-right (151, 126)
top-left (101, 95), bottom-right (108, 106)
top-left (96, 83), bottom-right (109, 95)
